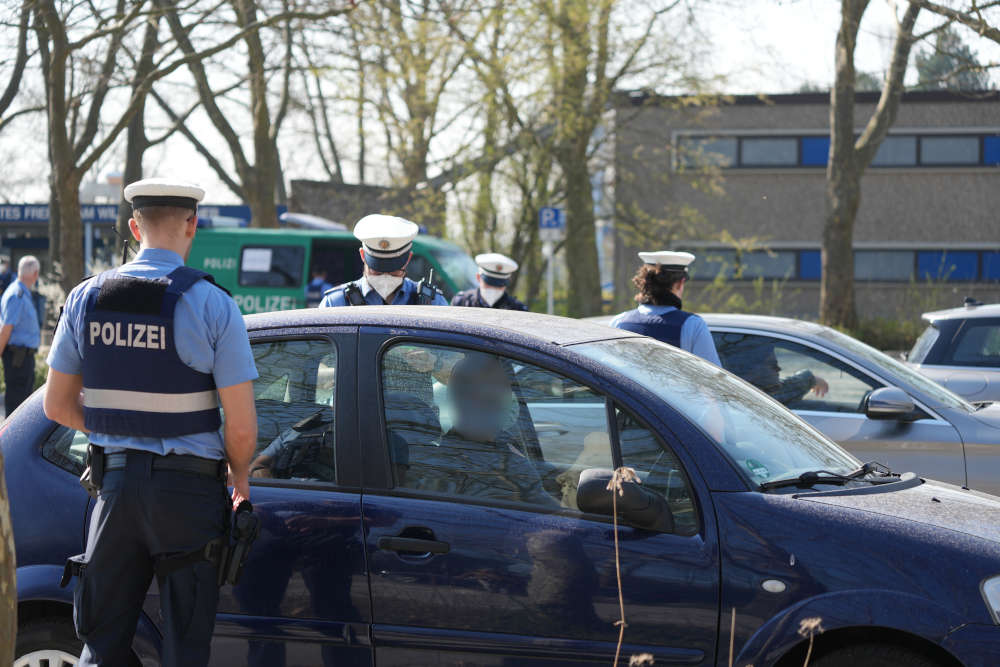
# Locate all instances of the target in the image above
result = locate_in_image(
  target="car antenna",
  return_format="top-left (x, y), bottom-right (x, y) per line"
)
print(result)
top-left (964, 296), bottom-right (983, 308)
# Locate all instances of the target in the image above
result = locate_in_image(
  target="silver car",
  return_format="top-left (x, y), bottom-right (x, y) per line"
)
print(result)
top-left (907, 301), bottom-right (1000, 402)
top-left (702, 314), bottom-right (1000, 495)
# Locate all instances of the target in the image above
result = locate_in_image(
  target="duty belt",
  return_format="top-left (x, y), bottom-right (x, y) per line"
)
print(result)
top-left (103, 451), bottom-right (227, 479)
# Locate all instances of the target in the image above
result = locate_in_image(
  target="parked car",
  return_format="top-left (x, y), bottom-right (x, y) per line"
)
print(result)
top-left (907, 301), bottom-right (1000, 403)
top-left (7, 307), bottom-right (1000, 667)
top-left (702, 313), bottom-right (1000, 497)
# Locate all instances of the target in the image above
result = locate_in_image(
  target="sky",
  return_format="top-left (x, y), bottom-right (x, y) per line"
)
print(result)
top-left (3, 0), bottom-right (999, 205)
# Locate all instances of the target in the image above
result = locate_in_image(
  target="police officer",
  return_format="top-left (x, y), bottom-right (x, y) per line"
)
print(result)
top-left (43, 178), bottom-right (259, 667)
top-left (451, 253), bottom-right (527, 311)
top-left (305, 266), bottom-right (333, 308)
top-left (0, 255), bottom-right (41, 414)
top-left (610, 251), bottom-right (720, 364)
top-left (318, 214), bottom-right (448, 306)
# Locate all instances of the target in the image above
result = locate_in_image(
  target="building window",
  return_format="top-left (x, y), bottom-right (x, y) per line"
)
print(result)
top-left (740, 138), bottom-right (797, 166)
top-left (800, 137), bottom-right (830, 166)
top-left (855, 250), bottom-right (915, 281)
top-left (920, 136), bottom-right (980, 165)
top-left (688, 248), bottom-right (736, 279)
top-left (983, 252), bottom-right (1000, 281)
top-left (871, 136), bottom-right (917, 167)
top-left (917, 250), bottom-right (979, 281)
top-left (740, 251), bottom-right (797, 279)
top-left (984, 136), bottom-right (1000, 166)
top-left (799, 250), bottom-right (822, 280)
top-left (678, 136), bottom-right (736, 167)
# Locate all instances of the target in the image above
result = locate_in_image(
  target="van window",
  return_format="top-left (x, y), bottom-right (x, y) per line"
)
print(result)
top-left (239, 245), bottom-right (305, 288)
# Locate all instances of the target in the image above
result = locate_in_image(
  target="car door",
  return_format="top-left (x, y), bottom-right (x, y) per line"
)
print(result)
top-left (358, 331), bottom-right (719, 665)
top-left (713, 329), bottom-right (966, 486)
top-left (208, 327), bottom-right (372, 667)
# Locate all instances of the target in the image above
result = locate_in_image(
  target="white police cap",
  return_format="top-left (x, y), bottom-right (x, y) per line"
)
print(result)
top-left (354, 214), bottom-right (419, 272)
top-left (638, 250), bottom-right (696, 270)
top-left (476, 253), bottom-right (519, 279)
top-left (123, 177), bottom-right (205, 210)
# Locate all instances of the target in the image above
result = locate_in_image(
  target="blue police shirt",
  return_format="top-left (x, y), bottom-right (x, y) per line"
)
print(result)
top-left (319, 276), bottom-right (448, 307)
top-left (307, 277), bottom-right (334, 295)
top-left (47, 248), bottom-right (259, 459)
top-left (1, 279), bottom-right (41, 349)
top-left (610, 305), bottom-right (721, 365)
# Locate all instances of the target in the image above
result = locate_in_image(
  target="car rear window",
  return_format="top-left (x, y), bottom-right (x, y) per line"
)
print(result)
top-left (908, 324), bottom-right (940, 364)
top-left (947, 321), bottom-right (1000, 368)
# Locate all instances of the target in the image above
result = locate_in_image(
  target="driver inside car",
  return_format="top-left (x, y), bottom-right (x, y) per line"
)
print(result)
top-left (404, 354), bottom-right (558, 506)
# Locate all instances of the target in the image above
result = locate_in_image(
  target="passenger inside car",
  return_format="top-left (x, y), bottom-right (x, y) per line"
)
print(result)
top-left (716, 334), bottom-right (830, 405)
top-left (389, 352), bottom-right (558, 506)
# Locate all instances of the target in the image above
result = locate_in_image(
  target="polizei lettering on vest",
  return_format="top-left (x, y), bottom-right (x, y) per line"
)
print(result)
top-left (89, 321), bottom-right (166, 350)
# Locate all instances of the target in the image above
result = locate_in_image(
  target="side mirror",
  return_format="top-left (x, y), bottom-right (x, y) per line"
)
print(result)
top-left (865, 386), bottom-right (917, 421)
top-left (576, 468), bottom-right (674, 533)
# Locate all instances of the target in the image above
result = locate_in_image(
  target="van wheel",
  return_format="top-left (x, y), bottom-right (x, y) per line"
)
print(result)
top-left (14, 618), bottom-right (81, 667)
top-left (810, 642), bottom-right (940, 667)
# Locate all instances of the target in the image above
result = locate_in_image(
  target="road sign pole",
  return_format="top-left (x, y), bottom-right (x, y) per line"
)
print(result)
top-left (543, 241), bottom-right (555, 314)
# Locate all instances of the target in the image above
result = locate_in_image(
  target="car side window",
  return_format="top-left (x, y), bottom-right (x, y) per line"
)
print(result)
top-left (381, 342), bottom-right (614, 511)
top-left (714, 332), bottom-right (879, 413)
top-left (239, 245), bottom-right (305, 288)
top-left (616, 406), bottom-right (698, 536)
top-left (947, 321), bottom-right (1000, 367)
top-left (41, 426), bottom-right (90, 476)
top-left (248, 338), bottom-right (337, 483)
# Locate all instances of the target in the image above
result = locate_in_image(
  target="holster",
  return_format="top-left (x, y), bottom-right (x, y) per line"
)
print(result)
top-left (153, 500), bottom-right (260, 588)
top-left (79, 444), bottom-right (105, 499)
top-left (10, 345), bottom-right (27, 368)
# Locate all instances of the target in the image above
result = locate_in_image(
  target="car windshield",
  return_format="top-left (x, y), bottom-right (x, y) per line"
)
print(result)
top-left (813, 326), bottom-right (973, 412)
top-left (573, 337), bottom-right (860, 487)
top-left (908, 324), bottom-right (940, 364)
top-left (431, 246), bottom-right (479, 292)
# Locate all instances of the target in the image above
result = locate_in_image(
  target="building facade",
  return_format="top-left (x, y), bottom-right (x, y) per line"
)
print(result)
top-left (611, 90), bottom-right (1000, 320)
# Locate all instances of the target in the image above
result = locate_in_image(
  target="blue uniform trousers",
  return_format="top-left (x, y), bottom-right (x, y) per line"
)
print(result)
top-left (2, 345), bottom-right (35, 415)
top-left (74, 451), bottom-right (228, 667)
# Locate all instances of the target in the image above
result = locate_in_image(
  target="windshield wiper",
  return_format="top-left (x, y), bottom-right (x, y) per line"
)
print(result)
top-left (760, 461), bottom-right (898, 491)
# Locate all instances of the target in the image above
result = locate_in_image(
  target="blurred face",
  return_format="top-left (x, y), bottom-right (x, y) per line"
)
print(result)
top-left (450, 366), bottom-right (511, 442)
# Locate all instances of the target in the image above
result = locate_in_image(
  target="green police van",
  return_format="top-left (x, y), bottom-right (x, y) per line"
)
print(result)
top-left (188, 228), bottom-right (478, 314)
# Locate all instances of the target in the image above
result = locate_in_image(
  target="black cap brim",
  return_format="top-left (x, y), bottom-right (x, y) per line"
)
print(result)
top-left (130, 195), bottom-right (199, 211)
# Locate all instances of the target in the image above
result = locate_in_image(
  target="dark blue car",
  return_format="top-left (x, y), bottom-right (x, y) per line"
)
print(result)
top-left (6, 307), bottom-right (1000, 666)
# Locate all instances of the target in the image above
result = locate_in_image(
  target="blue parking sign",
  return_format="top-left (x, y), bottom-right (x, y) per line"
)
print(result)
top-left (539, 206), bottom-right (565, 242)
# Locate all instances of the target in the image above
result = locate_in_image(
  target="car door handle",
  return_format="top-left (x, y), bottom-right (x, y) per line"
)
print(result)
top-left (377, 536), bottom-right (450, 555)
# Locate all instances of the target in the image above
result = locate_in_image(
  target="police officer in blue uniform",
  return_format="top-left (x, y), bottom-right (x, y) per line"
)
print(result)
top-left (451, 253), bottom-right (528, 311)
top-left (43, 178), bottom-right (259, 667)
top-left (305, 266), bottom-right (334, 308)
top-left (318, 214), bottom-right (448, 307)
top-left (610, 251), bottom-right (720, 364)
top-left (0, 255), bottom-right (41, 414)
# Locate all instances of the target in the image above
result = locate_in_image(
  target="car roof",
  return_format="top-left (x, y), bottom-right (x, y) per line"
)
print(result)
top-left (922, 303), bottom-right (1000, 322)
top-left (701, 313), bottom-right (834, 337)
top-left (196, 227), bottom-right (457, 250)
top-left (245, 306), bottom-right (640, 348)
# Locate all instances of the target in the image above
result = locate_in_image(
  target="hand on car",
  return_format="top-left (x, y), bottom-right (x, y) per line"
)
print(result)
top-left (811, 376), bottom-right (829, 398)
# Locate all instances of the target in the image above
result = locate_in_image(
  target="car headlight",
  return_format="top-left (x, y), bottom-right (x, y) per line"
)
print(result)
top-left (983, 576), bottom-right (1000, 624)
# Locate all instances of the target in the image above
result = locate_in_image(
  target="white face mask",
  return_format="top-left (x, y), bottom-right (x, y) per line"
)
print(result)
top-left (480, 285), bottom-right (506, 306)
top-left (366, 273), bottom-right (404, 301)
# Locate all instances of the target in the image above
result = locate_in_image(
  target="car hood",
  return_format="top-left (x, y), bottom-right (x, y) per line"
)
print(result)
top-left (797, 479), bottom-right (1000, 543)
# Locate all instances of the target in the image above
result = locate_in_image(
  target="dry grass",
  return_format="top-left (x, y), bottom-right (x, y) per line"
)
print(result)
top-left (606, 467), bottom-right (640, 666)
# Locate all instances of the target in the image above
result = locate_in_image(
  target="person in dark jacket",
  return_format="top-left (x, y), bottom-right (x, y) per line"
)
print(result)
top-left (611, 251), bottom-right (719, 364)
top-left (451, 253), bottom-right (527, 311)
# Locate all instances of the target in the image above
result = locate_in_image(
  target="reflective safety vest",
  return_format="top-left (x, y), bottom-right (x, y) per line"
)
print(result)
top-left (613, 308), bottom-right (694, 349)
top-left (82, 266), bottom-right (222, 437)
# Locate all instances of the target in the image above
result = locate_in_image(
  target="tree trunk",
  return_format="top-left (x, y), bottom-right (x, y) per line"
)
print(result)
top-left (116, 110), bottom-right (146, 259)
top-left (820, 0), bottom-right (867, 329)
top-left (57, 173), bottom-right (85, 293)
top-left (240, 0), bottom-right (279, 228)
top-left (559, 147), bottom-right (602, 317)
top-left (0, 450), bottom-right (15, 666)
